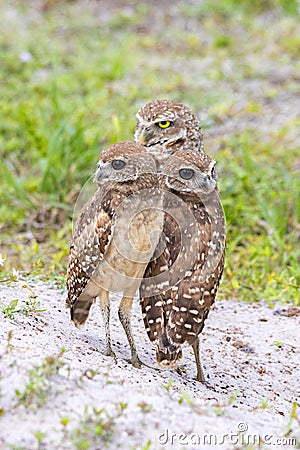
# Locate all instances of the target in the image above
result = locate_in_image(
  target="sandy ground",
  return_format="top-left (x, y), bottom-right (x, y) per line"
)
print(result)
top-left (0, 280), bottom-right (299, 449)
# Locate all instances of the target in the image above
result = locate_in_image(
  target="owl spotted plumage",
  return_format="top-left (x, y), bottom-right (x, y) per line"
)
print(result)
top-left (135, 99), bottom-right (204, 171)
top-left (140, 149), bottom-right (226, 382)
top-left (66, 141), bottom-right (163, 367)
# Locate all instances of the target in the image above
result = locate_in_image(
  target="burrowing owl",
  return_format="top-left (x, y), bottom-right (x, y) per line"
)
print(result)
top-left (66, 142), bottom-right (163, 367)
top-left (140, 149), bottom-right (226, 382)
top-left (135, 99), bottom-right (204, 171)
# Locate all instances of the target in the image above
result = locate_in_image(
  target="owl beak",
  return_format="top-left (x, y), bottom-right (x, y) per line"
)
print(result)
top-left (139, 127), bottom-right (153, 145)
top-left (94, 162), bottom-right (110, 183)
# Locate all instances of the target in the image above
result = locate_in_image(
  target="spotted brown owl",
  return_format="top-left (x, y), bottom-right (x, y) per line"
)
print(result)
top-left (135, 99), bottom-right (204, 171)
top-left (139, 149), bottom-right (226, 382)
top-left (66, 142), bottom-right (163, 367)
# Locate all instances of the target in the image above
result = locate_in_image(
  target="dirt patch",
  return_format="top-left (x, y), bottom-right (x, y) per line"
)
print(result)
top-left (0, 280), bottom-right (299, 449)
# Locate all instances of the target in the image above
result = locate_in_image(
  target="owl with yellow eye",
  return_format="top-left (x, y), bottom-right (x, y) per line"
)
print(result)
top-left (135, 99), bottom-right (204, 171)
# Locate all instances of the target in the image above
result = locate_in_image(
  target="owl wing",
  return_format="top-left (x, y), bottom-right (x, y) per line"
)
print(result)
top-left (166, 199), bottom-right (226, 346)
top-left (140, 213), bottom-right (183, 366)
top-left (66, 188), bottom-right (114, 308)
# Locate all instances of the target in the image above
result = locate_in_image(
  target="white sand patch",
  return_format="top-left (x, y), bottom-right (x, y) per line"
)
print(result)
top-left (0, 280), bottom-right (299, 449)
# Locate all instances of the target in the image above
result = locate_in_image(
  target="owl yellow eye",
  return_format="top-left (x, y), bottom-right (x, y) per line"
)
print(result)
top-left (157, 120), bottom-right (172, 129)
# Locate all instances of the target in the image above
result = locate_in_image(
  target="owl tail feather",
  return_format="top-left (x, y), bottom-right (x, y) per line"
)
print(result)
top-left (70, 295), bottom-right (95, 328)
top-left (156, 331), bottom-right (182, 368)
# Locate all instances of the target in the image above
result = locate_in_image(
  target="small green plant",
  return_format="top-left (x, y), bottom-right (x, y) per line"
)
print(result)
top-left (15, 349), bottom-right (66, 407)
top-left (0, 299), bottom-right (19, 319)
top-left (212, 391), bottom-right (239, 416)
top-left (213, 405), bottom-right (225, 417)
top-left (178, 390), bottom-right (193, 406)
top-left (141, 440), bottom-right (152, 450)
top-left (34, 431), bottom-right (47, 450)
top-left (61, 416), bottom-right (71, 427)
top-left (22, 295), bottom-right (46, 316)
top-left (259, 397), bottom-right (269, 409)
top-left (60, 416), bottom-right (71, 442)
top-left (0, 295), bottom-right (46, 320)
top-left (70, 404), bottom-right (126, 450)
top-left (274, 340), bottom-right (297, 349)
top-left (163, 379), bottom-right (173, 391)
top-left (138, 401), bottom-right (153, 413)
top-left (284, 401), bottom-right (300, 442)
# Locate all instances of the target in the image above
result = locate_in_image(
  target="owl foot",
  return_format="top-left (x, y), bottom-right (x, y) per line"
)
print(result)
top-left (194, 372), bottom-right (215, 390)
top-left (196, 378), bottom-right (216, 390)
top-left (103, 347), bottom-right (117, 362)
top-left (127, 355), bottom-right (143, 369)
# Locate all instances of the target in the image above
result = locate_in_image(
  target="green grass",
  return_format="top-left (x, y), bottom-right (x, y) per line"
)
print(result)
top-left (0, 0), bottom-right (299, 305)
top-left (219, 133), bottom-right (300, 304)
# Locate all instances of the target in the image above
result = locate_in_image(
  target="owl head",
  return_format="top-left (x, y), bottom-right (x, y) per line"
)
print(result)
top-left (94, 141), bottom-right (157, 185)
top-left (135, 99), bottom-right (204, 157)
top-left (161, 149), bottom-right (217, 195)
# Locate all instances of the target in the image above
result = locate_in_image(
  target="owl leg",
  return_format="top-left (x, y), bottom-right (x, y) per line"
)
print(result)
top-left (99, 289), bottom-right (116, 359)
top-left (118, 296), bottom-right (142, 368)
top-left (192, 337), bottom-right (205, 383)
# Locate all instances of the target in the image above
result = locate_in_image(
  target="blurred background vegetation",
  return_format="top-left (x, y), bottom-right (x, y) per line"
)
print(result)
top-left (0, 0), bottom-right (299, 305)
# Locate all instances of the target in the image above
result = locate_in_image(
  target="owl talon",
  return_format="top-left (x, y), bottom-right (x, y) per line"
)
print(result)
top-left (196, 377), bottom-right (215, 390)
top-left (126, 356), bottom-right (143, 368)
top-left (195, 372), bottom-right (206, 384)
top-left (103, 348), bottom-right (117, 361)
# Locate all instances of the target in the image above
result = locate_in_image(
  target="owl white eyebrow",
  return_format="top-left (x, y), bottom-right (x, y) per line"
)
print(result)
top-left (208, 160), bottom-right (216, 171)
top-left (155, 116), bottom-right (174, 122)
top-left (136, 113), bottom-right (174, 125)
top-left (113, 156), bottom-right (127, 161)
